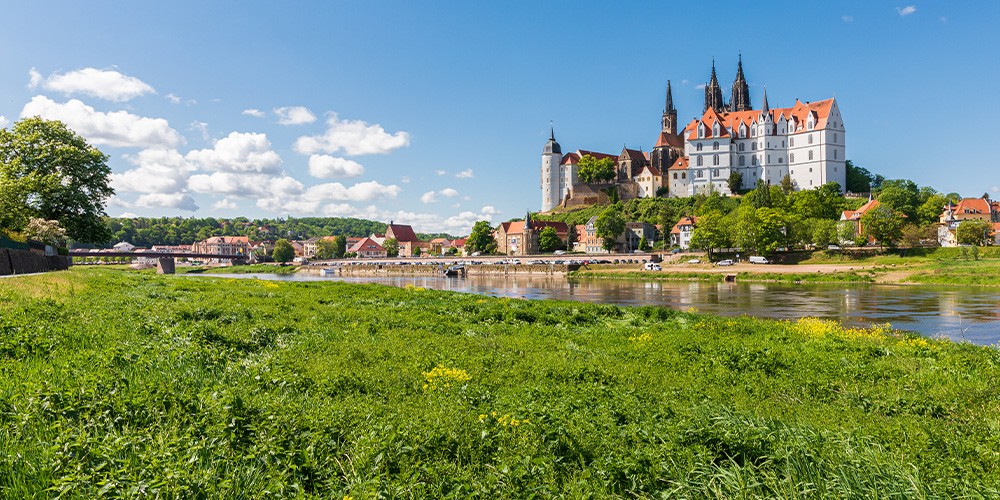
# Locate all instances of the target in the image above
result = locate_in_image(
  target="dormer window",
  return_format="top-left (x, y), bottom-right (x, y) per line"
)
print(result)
top-left (696, 143), bottom-right (703, 152)
top-left (739, 125), bottom-right (747, 138)
top-left (713, 124), bottom-right (720, 136)
top-left (713, 141), bottom-right (719, 151)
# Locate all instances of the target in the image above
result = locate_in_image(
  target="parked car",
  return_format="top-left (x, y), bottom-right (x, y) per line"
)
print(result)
top-left (553, 250), bottom-right (566, 255)
top-left (715, 259), bottom-right (735, 266)
top-left (644, 262), bottom-right (662, 271)
top-left (687, 258), bottom-right (701, 264)
top-left (748, 256), bottom-right (769, 264)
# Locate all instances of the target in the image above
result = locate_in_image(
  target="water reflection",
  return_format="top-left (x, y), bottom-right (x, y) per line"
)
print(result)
top-left (200, 273), bottom-right (1000, 345)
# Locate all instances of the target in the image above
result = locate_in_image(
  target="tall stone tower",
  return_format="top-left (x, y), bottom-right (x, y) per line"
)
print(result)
top-left (540, 127), bottom-right (563, 212)
top-left (730, 54), bottom-right (751, 112)
top-left (704, 60), bottom-right (727, 113)
top-left (661, 80), bottom-right (677, 134)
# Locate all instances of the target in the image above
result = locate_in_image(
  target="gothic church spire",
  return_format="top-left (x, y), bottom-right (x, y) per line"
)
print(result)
top-left (730, 54), bottom-right (751, 112)
top-left (662, 80), bottom-right (677, 134)
top-left (704, 59), bottom-right (727, 113)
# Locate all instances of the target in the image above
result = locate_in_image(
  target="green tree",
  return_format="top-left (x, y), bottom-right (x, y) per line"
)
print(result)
top-left (845, 160), bottom-right (884, 193)
top-left (780, 174), bottom-right (795, 194)
top-left (577, 155), bottom-right (615, 183)
top-left (810, 219), bottom-right (838, 248)
top-left (413, 246), bottom-right (422, 257)
top-left (595, 204), bottom-right (625, 252)
top-left (956, 219), bottom-right (992, 246)
top-left (466, 221), bottom-right (496, 255)
top-left (877, 180), bottom-right (920, 220)
top-left (727, 170), bottom-right (743, 194)
top-left (744, 179), bottom-right (773, 209)
top-left (383, 238), bottom-right (399, 257)
top-left (861, 206), bottom-right (904, 249)
top-left (565, 224), bottom-right (577, 250)
top-left (689, 211), bottom-right (730, 260)
top-left (538, 226), bottom-right (562, 253)
top-left (0, 117), bottom-right (114, 242)
top-left (638, 236), bottom-right (650, 252)
top-left (23, 217), bottom-right (67, 246)
top-left (272, 238), bottom-right (295, 262)
top-left (732, 205), bottom-right (785, 255)
top-left (916, 194), bottom-right (948, 226)
top-left (315, 239), bottom-right (337, 259)
top-left (333, 234), bottom-right (347, 258)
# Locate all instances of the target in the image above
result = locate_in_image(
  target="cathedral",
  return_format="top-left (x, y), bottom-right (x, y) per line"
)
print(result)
top-left (541, 57), bottom-right (846, 212)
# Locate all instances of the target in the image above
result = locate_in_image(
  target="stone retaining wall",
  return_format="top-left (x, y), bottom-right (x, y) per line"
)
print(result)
top-left (0, 248), bottom-right (71, 275)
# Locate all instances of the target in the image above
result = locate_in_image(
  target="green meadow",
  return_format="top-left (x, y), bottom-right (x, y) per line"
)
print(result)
top-left (1, 268), bottom-right (999, 497)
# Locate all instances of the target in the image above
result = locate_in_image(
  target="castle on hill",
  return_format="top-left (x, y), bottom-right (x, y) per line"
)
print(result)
top-left (540, 57), bottom-right (846, 212)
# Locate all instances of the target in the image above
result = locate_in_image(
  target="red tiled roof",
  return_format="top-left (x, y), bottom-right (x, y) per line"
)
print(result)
top-left (670, 216), bottom-right (697, 234)
top-left (667, 156), bottom-right (688, 170)
top-left (560, 149), bottom-right (617, 165)
top-left (685, 98), bottom-right (837, 141)
top-left (841, 198), bottom-right (880, 221)
top-left (621, 148), bottom-right (645, 162)
top-left (348, 237), bottom-right (385, 253)
top-left (637, 164), bottom-right (661, 177)
top-left (952, 198), bottom-right (991, 216)
top-left (386, 223), bottom-right (418, 242)
top-left (655, 131), bottom-right (684, 149)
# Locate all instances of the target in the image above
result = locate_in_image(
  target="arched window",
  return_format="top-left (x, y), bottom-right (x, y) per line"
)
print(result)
top-left (713, 154), bottom-right (719, 166)
top-left (713, 141), bottom-right (719, 150)
top-left (808, 150), bottom-right (814, 160)
top-left (778, 157), bottom-right (783, 163)
top-left (752, 156), bottom-right (757, 166)
top-left (833, 133), bottom-right (838, 143)
top-left (739, 143), bottom-right (745, 152)
top-left (713, 124), bottom-right (720, 136)
top-left (833, 149), bottom-right (838, 159)
top-left (751, 143), bottom-right (756, 151)
top-left (789, 137), bottom-right (794, 147)
top-left (751, 127), bottom-right (756, 137)
top-left (790, 153), bottom-right (795, 162)
top-left (739, 156), bottom-right (746, 166)
top-left (696, 143), bottom-right (703, 152)
top-left (697, 156), bottom-right (703, 166)
top-left (808, 134), bottom-right (814, 144)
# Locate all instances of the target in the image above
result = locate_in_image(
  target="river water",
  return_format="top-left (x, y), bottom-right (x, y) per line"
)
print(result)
top-left (201, 273), bottom-right (1000, 345)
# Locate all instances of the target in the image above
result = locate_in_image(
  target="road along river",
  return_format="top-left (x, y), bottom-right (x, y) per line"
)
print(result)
top-left (191, 273), bottom-right (1000, 345)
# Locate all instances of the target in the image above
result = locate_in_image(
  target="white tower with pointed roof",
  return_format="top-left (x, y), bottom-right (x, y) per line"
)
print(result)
top-left (540, 127), bottom-right (563, 212)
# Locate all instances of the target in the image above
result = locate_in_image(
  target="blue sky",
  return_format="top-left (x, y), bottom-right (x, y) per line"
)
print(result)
top-left (1, 1), bottom-right (997, 233)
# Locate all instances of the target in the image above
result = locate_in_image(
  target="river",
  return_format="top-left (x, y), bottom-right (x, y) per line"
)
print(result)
top-left (197, 273), bottom-right (1000, 345)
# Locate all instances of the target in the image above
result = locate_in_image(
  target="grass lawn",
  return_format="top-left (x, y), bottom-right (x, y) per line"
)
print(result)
top-left (181, 263), bottom-right (300, 275)
top-left (1, 268), bottom-right (999, 497)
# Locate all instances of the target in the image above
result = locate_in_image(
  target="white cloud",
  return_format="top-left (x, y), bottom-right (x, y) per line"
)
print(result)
top-left (274, 106), bottom-right (316, 125)
top-left (293, 113), bottom-right (409, 155)
top-left (896, 5), bottom-right (916, 16)
top-left (401, 176), bottom-right (411, 184)
top-left (166, 93), bottom-right (182, 104)
top-left (480, 205), bottom-right (500, 217)
top-left (188, 171), bottom-right (304, 198)
top-left (30, 67), bottom-right (155, 102)
top-left (680, 79), bottom-right (689, 85)
top-left (113, 148), bottom-right (197, 194)
top-left (189, 121), bottom-right (210, 141)
top-left (992, 186), bottom-right (999, 194)
top-left (842, 15), bottom-right (854, 23)
top-left (117, 211), bottom-right (139, 218)
top-left (242, 108), bottom-right (265, 118)
top-left (310, 204), bottom-right (498, 234)
top-left (21, 95), bottom-right (184, 148)
top-left (455, 169), bottom-right (474, 179)
top-left (257, 181), bottom-right (401, 213)
top-left (133, 193), bottom-right (199, 211)
top-left (308, 154), bottom-right (365, 178)
top-left (0, 116), bottom-right (8, 128)
top-left (213, 198), bottom-right (238, 210)
top-left (695, 83), bottom-right (706, 90)
top-left (186, 131), bottom-right (282, 174)
top-left (435, 170), bottom-right (447, 176)
top-left (421, 187), bottom-right (459, 204)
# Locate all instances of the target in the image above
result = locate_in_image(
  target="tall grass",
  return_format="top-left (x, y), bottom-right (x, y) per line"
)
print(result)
top-left (1, 268), bottom-right (999, 497)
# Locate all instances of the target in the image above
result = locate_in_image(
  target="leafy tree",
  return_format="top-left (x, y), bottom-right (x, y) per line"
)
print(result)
top-left (413, 246), bottom-right (422, 256)
top-left (0, 117), bottom-right (114, 243)
top-left (727, 170), bottom-right (743, 194)
top-left (780, 174), bottom-right (795, 194)
top-left (383, 238), bottom-right (399, 257)
top-left (845, 160), bottom-right (884, 193)
top-left (577, 155), bottom-right (615, 183)
top-left (333, 234), bottom-right (347, 258)
top-left (836, 220), bottom-right (857, 246)
top-left (466, 221), bottom-right (495, 254)
top-left (595, 204), bottom-right (625, 252)
top-left (23, 217), bottom-right (67, 246)
top-left (810, 219), bottom-right (838, 248)
top-left (901, 224), bottom-right (937, 249)
top-left (861, 206), bottom-right (904, 249)
top-left (877, 179), bottom-right (920, 220)
top-left (272, 238), bottom-right (295, 262)
top-left (689, 211), bottom-right (729, 260)
top-left (315, 239), bottom-right (338, 259)
top-left (732, 205), bottom-right (785, 255)
top-left (638, 236), bottom-right (650, 252)
top-left (916, 194), bottom-right (949, 226)
top-left (744, 179), bottom-right (773, 209)
top-left (956, 219), bottom-right (992, 246)
top-left (538, 226), bottom-right (562, 253)
top-left (565, 224), bottom-right (577, 250)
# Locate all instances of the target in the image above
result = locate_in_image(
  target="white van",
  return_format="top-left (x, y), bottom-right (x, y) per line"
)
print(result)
top-left (749, 256), bottom-right (769, 264)
top-left (644, 262), bottom-right (661, 271)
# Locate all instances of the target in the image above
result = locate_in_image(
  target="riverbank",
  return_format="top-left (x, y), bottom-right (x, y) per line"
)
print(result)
top-left (2, 268), bottom-right (999, 497)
